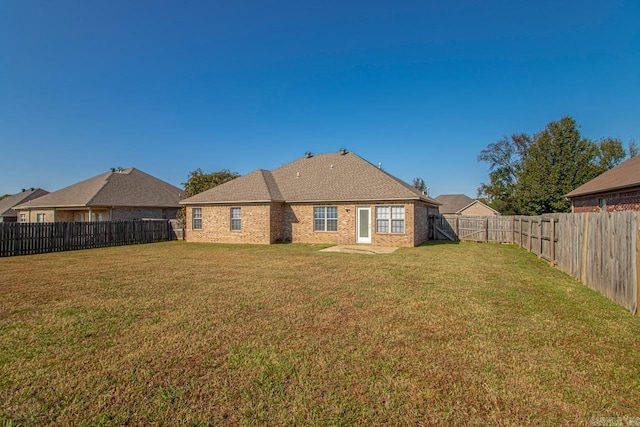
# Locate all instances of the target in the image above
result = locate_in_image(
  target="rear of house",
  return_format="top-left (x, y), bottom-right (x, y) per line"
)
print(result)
top-left (181, 150), bottom-right (440, 247)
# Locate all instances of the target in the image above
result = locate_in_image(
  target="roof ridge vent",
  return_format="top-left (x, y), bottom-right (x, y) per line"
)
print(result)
top-left (339, 147), bottom-right (347, 155)
top-left (305, 151), bottom-right (313, 158)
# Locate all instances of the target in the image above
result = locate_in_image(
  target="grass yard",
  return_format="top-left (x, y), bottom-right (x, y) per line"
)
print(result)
top-left (1, 241), bottom-right (640, 426)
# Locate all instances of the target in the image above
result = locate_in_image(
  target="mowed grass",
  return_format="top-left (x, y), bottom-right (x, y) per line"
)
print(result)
top-left (1, 241), bottom-right (640, 426)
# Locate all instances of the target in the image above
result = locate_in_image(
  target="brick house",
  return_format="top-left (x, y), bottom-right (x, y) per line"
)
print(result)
top-left (180, 149), bottom-right (440, 246)
top-left (0, 188), bottom-right (49, 222)
top-left (434, 194), bottom-right (499, 216)
top-left (566, 155), bottom-right (640, 213)
top-left (15, 168), bottom-right (184, 222)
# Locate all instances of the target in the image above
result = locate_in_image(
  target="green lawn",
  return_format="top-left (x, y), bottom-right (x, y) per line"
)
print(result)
top-left (1, 241), bottom-right (639, 426)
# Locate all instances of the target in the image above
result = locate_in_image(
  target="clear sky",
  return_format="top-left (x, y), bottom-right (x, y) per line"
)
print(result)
top-left (1, 0), bottom-right (638, 197)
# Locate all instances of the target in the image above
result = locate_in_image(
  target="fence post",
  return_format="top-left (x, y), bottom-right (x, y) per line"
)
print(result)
top-left (549, 218), bottom-right (556, 266)
top-left (581, 213), bottom-right (590, 285)
top-left (538, 218), bottom-right (543, 258)
top-left (484, 217), bottom-right (489, 242)
top-left (519, 217), bottom-right (523, 247)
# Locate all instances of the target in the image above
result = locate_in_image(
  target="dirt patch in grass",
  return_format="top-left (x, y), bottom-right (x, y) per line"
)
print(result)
top-left (1, 241), bottom-right (640, 425)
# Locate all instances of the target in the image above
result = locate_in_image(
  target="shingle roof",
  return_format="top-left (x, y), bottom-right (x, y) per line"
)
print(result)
top-left (434, 194), bottom-right (475, 214)
top-left (0, 188), bottom-right (49, 219)
top-left (181, 151), bottom-right (439, 205)
top-left (183, 169), bottom-right (282, 204)
top-left (16, 168), bottom-right (184, 209)
top-left (566, 155), bottom-right (640, 198)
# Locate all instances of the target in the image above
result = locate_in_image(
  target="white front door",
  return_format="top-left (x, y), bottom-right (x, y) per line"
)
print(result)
top-left (356, 207), bottom-right (371, 244)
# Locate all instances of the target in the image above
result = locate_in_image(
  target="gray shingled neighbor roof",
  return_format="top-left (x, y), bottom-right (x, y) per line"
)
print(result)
top-left (16, 168), bottom-right (183, 209)
top-left (566, 155), bottom-right (640, 198)
top-left (434, 194), bottom-right (475, 214)
top-left (0, 188), bottom-right (49, 219)
top-left (181, 150), bottom-right (439, 205)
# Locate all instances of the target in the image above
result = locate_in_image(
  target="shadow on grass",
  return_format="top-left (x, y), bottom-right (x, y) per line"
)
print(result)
top-left (419, 239), bottom-right (460, 247)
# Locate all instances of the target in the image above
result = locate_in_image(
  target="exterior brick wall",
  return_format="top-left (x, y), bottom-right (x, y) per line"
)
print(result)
top-left (270, 203), bottom-right (284, 242)
top-left (571, 188), bottom-right (640, 213)
top-left (413, 202), bottom-right (430, 245)
top-left (285, 203), bottom-right (352, 245)
top-left (284, 202), bottom-right (418, 246)
top-left (185, 201), bottom-right (432, 247)
top-left (185, 204), bottom-right (273, 244)
top-left (372, 202), bottom-right (415, 247)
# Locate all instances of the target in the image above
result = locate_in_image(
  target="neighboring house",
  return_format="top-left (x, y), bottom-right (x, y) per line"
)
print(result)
top-left (180, 149), bottom-right (440, 246)
top-left (0, 188), bottom-right (49, 222)
top-left (566, 155), bottom-right (640, 213)
top-left (434, 194), bottom-right (499, 216)
top-left (16, 168), bottom-right (184, 222)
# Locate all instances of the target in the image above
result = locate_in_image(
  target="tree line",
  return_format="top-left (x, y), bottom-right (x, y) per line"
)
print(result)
top-left (478, 116), bottom-right (637, 215)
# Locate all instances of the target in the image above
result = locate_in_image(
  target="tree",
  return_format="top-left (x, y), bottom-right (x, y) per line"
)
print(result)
top-left (515, 117), bottom-right (599, 214)
top-left (477, 116), bottom-right (629, 215)
top-left (476, 133), bottom-right (531, 215)
top-left (595, 137), bottom-right (626, 171)
top-left (177, 168), bottom-right (240, 225)
top-left (182, 168), bottom-right (240, 198)
top-left (412, 177), bottom-right (428, 195)
top-left (629, 139), bottom-right (639, 158)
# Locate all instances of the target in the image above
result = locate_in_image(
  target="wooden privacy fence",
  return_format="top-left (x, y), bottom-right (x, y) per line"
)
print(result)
top-left (431, 214), bottom-right (514, 243)
top-left (429, 212), bottom-right (639, 314)
top-left (0, 220), bottom-right (175, 257)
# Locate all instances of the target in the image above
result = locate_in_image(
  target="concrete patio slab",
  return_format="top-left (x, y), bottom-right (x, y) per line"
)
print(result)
top-left (319, 245), bottom-right (399, 254)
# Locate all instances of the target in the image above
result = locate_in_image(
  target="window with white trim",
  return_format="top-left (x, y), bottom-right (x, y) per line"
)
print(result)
top-left (19, 213), bottom-right (26, 223)
top-left (36, 213), bottom-right (46, 223)
top-left (192, 208), bottom-right (202, 230)
top-left (314, 206), bottom-right (338, 232)
top-left (375, 206), bottom-right (405, 233)
top-left (230, 207), bottom-right (241, 231)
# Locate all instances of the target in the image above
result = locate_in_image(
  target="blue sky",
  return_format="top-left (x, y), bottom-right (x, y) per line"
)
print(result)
top-left (1, 0), bottom-right (639, 197)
